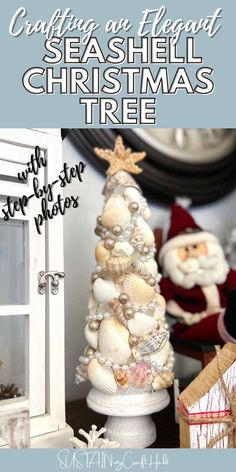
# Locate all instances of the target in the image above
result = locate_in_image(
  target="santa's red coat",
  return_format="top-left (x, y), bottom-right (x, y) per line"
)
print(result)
top-left (160, 269), bottom-right (236, 343)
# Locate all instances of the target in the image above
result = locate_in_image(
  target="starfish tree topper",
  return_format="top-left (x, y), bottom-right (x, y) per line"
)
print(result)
top-left (94, 135), bottom-right (146, 176)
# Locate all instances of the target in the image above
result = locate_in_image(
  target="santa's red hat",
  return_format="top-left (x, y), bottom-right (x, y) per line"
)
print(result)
top-left (159, 204), bottom-right (219, 265)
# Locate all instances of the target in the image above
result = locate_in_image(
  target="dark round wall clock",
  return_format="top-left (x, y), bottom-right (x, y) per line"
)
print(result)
top-left (62, 128), bottom-right (236, 205)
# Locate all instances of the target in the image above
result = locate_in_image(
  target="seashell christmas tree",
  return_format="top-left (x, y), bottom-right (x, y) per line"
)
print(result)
top-left (76, 136), bottom-right (174, 395)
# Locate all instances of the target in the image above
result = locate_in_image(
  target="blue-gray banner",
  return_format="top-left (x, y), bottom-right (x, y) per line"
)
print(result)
top-left (0, 448), bottom-right (236, 471)
top-left (0, 0), bottom-right (235, 127)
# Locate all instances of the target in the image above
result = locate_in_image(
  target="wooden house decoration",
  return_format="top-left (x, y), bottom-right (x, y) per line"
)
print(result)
top-left (177, 342), bottom-right (236, 448)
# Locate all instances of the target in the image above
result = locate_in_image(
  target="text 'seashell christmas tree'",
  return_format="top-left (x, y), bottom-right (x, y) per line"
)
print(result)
top-left (76, 136), bottom-right (174, 394)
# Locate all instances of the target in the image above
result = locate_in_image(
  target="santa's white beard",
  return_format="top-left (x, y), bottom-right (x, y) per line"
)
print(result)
top-left (163, 244), bottom-right (229, 289)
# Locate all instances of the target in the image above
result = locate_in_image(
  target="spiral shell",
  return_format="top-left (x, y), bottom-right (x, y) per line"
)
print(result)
top-left (93, 278), bottom-right (119, 304)
top-left (98, 317), bottom-right (131, 364)
top-left (128, 313), bottom-right (157, 337)
top-left (84, 323), bottom-right (99, 349)
top-left (102, 171), bottom-right (141, 197)
top-left (102, 195), bottom-right (130, 229)
top-left (109, 299), bottom-right (128, 327)
top-left (132, 331), bottom-right (169, 358)
top-left (87, 358), bottom-right (117, 394)
top-left (106, 255), bottom-right (131, 274)
top-left (131, 227), bottom-right (145, 252)
top-left (152, 371), bottom-right (174, 391)
top-left (123, 274), bottom-right (155, 305)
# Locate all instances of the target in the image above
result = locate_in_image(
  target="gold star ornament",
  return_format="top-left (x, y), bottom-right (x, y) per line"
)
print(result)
top-left (94, 136), bottom-right (146, 176)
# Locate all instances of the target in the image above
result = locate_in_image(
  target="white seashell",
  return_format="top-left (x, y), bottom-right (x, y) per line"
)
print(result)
top-left (106, 255), bottom-right (131, 274)
top-left (123, 187), bottom-right (143, 205)
top-left (144, 259), bottom-right (158, 277)
top-left (93, 278), bottom-right (119, 304)
top-left (128, 312), bottom-right (157, 337)
top-left (132, 331), bottom-right (169, 358)
top-left (112, 242), bottom-right (134, 257)
top-left (95, 240), bottom-right (109, 264)
top-left (150, 340), bottom-right (171, 367)
top-left (154, 294), bottom-right (166, 320)
top-left (84, 324), bottom-right (98, 349)
top-left (136, 217), bottom-right (154, 247)
top-left (102, 195), bottom-right (130, 229)
top-left (87, 358), bottom-right (117, 394)
top-left (123, 274), bottom-right (155, 304)
top-left (98, 317), bottom-right (131, 364)
top-left (143, 207), bottom-right (151, 221)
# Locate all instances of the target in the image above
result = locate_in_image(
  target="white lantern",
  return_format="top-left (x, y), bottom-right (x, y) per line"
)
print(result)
top-left (0, 129), bottom-right (72, 447)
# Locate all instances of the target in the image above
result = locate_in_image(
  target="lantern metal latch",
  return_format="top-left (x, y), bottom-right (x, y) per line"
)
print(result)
top-left (38, 271), bottom-right (65, 295)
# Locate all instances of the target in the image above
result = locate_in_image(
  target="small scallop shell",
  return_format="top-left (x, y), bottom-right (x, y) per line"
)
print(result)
top-left (102, 195), bottom-right (130, 229)
top-left (152, 371), bottom-right (174, 391)
top-left (136, 217), bottom-right (154, 247)
top-left (154, 294), bottom-right (166, 320)
top-left (123, 274), bottom-right (155, 305)
top-left (98, 317), bottom-right (131, 364)
top-left (87, 358), bottom-right (117, 394)
top-left (84, 323), bottom-right (98, 349)
top-left (93, 278), bottom-right (119, 304)
top-left (112, 242), bottom-right (134, 257)
top-left (123, 187), bottom-right (143, 205)
top-left (115, 370), bottom-right (128, 388)
top-left (132, 331), bottom-right (169, 358)
top-left (128, 313), bottom-right (157, 337)
top-left (131, 227), bottom-right (145, 252)
top-left (109, 299), bottom-right (128, 327)
top-left (106, 255), bottom-right (131, 274)
top-left (95, 240), bottom-right (109, 264)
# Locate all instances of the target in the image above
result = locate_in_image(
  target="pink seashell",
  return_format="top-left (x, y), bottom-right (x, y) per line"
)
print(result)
top-left (128, 362), bottom-right (153, 388)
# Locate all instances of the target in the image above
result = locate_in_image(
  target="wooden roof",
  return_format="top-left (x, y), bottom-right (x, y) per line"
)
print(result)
top-left (178, 342), bottom-right (236, 409)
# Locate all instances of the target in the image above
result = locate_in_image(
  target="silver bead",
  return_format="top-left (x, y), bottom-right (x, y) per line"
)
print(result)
top-left (124, 308), bottom-right (134, 320)
top-left (128, 202), bottom-right (139, 213)
top-left (104, 238), bottom-right (115, 250)
top-left (119, 293), bottom-right (129, 304)
top-left (88, 321), bottom-right (99, 331)
top-left (112, 224), bottom-right (122, 236)
top-left (112, 364), bottom-right (120, 371)
top-left (147, 276), bottom-right (156, 287)
top-left (129, 334), bottom-right (139, 346)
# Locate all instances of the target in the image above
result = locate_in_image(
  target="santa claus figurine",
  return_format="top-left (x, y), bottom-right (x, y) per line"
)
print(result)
top-left (159, 204), bottom-right (236, 344)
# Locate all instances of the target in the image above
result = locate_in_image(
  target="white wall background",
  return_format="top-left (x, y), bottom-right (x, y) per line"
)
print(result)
top-left (63, 136), bottom-right (236, 401)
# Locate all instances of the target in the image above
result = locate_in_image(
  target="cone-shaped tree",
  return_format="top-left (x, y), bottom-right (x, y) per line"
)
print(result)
top-left (76, 136), bottom-right (174, 394)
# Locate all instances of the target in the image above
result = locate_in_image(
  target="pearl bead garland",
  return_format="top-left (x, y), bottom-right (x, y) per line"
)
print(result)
top-left (79, 345), bottom-right (175, 374)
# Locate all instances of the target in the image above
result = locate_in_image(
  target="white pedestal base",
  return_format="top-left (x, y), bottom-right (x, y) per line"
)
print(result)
top-left (87, 388), bottom-right (170, 448)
